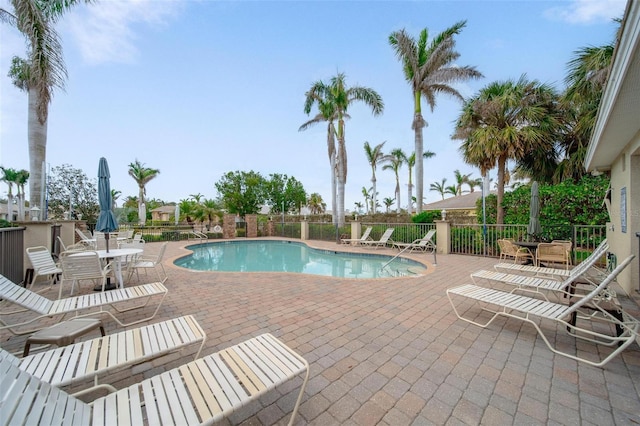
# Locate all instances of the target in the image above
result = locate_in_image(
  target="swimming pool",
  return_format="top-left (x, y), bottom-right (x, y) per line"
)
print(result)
top-left (174, 240), bottom-right (427, 278)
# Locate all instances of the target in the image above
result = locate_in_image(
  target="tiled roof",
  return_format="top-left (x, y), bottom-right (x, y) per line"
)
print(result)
top-left (423, 191), bottom-right (495, 210)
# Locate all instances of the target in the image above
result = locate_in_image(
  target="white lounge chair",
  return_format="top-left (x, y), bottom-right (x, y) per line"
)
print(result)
top-left (0, 274), bottom-right (167, 335)
top-left (472, 239), bottom-right (609, 299)
top-left (494, 239), bottom-right (608, 279)
top-left (129, 241), bottom-right (168, 283)
top-left (341, 226), bottom-right (373, 245)
top-left (0, 333), bottom-right (309, 425)
top-left (25, 246), bottom-right (62, 289)
top-left (12, 315), bottom-right (205, 396)
top-left (393, 229), bottom-right (436, 252)
top-left (447, 255), bottom-right (639, 367)
top-left (360, 228), bottom-right (395, 249)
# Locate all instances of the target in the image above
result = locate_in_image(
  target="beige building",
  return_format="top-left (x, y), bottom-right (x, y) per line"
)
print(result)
top-left (585, 0), bottom-right (640, 295)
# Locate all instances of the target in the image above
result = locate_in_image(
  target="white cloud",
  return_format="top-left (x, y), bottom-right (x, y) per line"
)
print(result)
top-left (64, 0), bottom-right (184, 65)
top-left (544, 0), bottom-right (627, 24)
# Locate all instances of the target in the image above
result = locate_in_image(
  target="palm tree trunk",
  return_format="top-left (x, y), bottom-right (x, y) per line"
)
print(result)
top-left (396, 181), bottom-right (401, 214)
top-left (28, 89), bottom-right (47, 210)
top-left (407, 183), bottom-right (413, 215)
top-left (497, 155), bottom-right (507, 226)
top-left (371, 176), bottom-right (377, 215)
top-left (413, 112), bottom-right (425, 214)
top-left (330, 154), bottom-right (337, 224)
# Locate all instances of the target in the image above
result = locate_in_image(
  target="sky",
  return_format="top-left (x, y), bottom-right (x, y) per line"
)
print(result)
top-left (0, 0), bottom-right (626, 213)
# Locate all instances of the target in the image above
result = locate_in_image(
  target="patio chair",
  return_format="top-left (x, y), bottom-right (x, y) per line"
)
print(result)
top-left (360, 228), bottom-right (395, 249)
top-left (0, 333), bottom-right (309, 425)
top-left (537, 241), bottom-right (572, 269)
top-left (447, 255), bottom-right (638, 367)
top-left (495, 239), bottom-right (608, 279)
top-left (58, 251), bottom-right (114, 298)
top-left (75, 229), bottom-right (96, 248)
top-left (497, 239), bottom-right (534, 264)
top-left (25, 246), bottom-right (62, 289)
top-left (341, 226), bottom-right (373, 245)
top-left (472, 239), bottom-right (609, 299)
top-left (0, 274), bottom-right (167, 335)
top-left (129, 241), bottom-right (168, 283)
top-left (11, 315), bottom-right (205, 396)
top-left (393, 229), bottom-right (436, 252)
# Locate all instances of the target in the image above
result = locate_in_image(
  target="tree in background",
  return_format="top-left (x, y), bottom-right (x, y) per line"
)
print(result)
top-left (128, 159), bottom-right (160, 220)
top-left (383, 148), bottom-right (404, 214)
top-left (265, 173), bottom-right (307, 214)
top-left (2, 0), bottom-right (91, 209)
top-left (383, 197), bottom-right (395, 213)
top-left (307, 193), bottom-right (326, 215)
top-left (1, 167), bottom-right (18, 221)
top-left (363, 140), bottom-right (386, 214)
top-left (389, 21), bottom-right (482, 214)
top-left (455, 75), bottom-right (560, 224)
top-left (195, 198), bottom-right (222, 230)
top-left (15, 169), bottom-right (29, 220)
top-left (47, 164), bottom-right (98, 222)
top-left (215, 170), bottom-right (267, 217)
top-left (453, 169), bottom-right (471, 196)
top-left (429, 178), bottom-right (447, 200)
top-left (404, 151), bottom-right (435, 214)
top-left (466, 177), bottom-right (482, 193)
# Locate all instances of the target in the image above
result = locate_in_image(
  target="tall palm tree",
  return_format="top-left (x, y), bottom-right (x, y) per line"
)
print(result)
top-left (383, 148), bottom-right (404, 214)
top-left (128, 159), bottom-right (160, 218)
top-left (361, 186), bottom-right (372, 214)
top-left (429, 178), bottom-right (447, 200)
top-left (300, 82), bottom-right (338, 224)
top-left (303, 73), bottom-right (383, 226)
top-left (454, 75), bottom-right (560, 224)
top-left (363, 140), bottom-right (386, 214)
top-left (389, 21), bottom-right (482, 214)
top-left (553, 40), bottom-right (615, 183)
top-left (2, 0), bottom-right (90, 209)
top-left (466, 177), bottom-right (482, 193)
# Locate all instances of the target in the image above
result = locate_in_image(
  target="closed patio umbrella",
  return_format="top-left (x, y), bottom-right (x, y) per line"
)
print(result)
top-left (175, 204), bottom-right (180, 226)
top-left (139, 203), bottom-right (146, 226)
top-left (527, 181), bottom-right (542, 239)
top-left (96, 158), bottom-right (118, 252)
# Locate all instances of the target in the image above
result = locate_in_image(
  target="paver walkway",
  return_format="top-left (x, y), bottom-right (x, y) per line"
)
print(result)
top-left (2, 238), bottom-right (639, 425)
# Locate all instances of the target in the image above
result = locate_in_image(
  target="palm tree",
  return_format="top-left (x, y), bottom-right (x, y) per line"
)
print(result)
top-left (306, 193), bottom-right (326, 215)
top-left (466, 177), bottom-right (482, 193)
top-left (300, 82), bottom-right (338, 224)
top-left (403, 151), bottom-right (435, 214)
top-left (389, 22), bottom-right (482, 215)
top-left (453, 169), bottom-right (471, 196)
top-left (190, 193), bottom-right (204, 203)
top-left (110, 189), bottom-right (121, 210)
top-left (198, 198), bottom-right (220, 230)
top-left (383, 148), bottom-right (404, 214)
top-left (2, 0), bottom-right (89, 209)
top-left (361, 186), bottom-right (372, 215)
top-left (15, 169), bottom-right (29, 220)
top-left (444, 185), bottom-right (458, 197)
top-left (429, 178), bottom-right (447, 200)
top-left (1, 167), bottom-right (18, 221)
top-left (383, 197), bottom-right (395, 213)
top-left (553, 40), bottom-right (615, 183)
top-left (363, 140), bottom-right (386, 214)
top-left (354, 201), bottom-right (364, 214)
top-left (303, 73), bottom-right (383, 226)
top-left (128, 159), bottom-right (160, 220)
top-left (454, 75), bottom-right (561, 224)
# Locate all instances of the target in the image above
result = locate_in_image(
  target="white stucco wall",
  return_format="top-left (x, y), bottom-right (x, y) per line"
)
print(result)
top-left (606, 130), bottom-right (640, 294)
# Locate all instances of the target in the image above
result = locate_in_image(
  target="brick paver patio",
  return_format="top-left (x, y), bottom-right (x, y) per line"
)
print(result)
top-left (2, 239), bottom-right (639, 425)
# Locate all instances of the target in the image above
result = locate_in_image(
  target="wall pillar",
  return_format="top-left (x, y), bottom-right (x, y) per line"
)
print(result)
top-left (350, 221), bottom-right (362, 240)
top-left (245, 214), bottom-right (258, 238)
top-left (301, 220), bottom-right (309, 240)
top-left (435, 220), bottom-right (450, 254)
top-left (223, 214), bottom-right (236, 239)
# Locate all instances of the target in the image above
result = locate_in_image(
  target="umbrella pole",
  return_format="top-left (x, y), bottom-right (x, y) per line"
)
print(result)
top-left (105, 233), bottom-right (110, 253)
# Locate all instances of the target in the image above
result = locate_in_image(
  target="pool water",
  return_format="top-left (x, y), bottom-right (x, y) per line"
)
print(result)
top-left (174, 240), bottom-right (427, 278)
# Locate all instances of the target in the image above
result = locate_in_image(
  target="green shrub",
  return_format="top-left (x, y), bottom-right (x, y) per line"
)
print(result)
top-left (412, 210), bottom-right (441, 223)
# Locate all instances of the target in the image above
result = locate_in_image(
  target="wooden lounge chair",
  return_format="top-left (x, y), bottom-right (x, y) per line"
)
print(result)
top-left (494, 239), bottom-right (608, 279)
top-left (360, 228), bottom-right (395, 249)
top-left (11, 315), bottom-right (205, 396)
top-left (536, 241), bottom-right (572, 269)
top-left (447, 255), bottom-right (638, 367)
top-left (0, 333), bottom-right (309, 425)
top-left (341, 226), bottom-right (373, 245)
top-left (393, 229), bottom-right (436, 252)
top-left (0, 274), bottom-right (167, 335)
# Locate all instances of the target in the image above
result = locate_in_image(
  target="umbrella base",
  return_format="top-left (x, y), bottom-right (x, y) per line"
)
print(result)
top-left (94, 279), bottom-right (117, 292)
